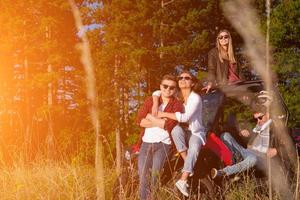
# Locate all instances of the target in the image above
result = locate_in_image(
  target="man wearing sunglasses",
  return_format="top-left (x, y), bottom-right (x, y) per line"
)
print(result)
top-left (136, 74), bottom-right (183, 200)
top-left (211, 104), bottom-right (277, 179)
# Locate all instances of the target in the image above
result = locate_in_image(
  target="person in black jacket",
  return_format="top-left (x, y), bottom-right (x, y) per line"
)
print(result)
top-left (203, 29), bottom-right (243, 93)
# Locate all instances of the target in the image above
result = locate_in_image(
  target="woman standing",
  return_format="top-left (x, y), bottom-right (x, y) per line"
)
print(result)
top-left (153, 71), bottom-right (206, 197)
top-left (203, 29), bottom-right (243, 93)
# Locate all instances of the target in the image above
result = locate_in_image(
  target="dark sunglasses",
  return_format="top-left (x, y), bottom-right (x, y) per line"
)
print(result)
top-left (218, 35), bottom-right (229, 40)
top-left (254, 114), bottom-right (265, 121)
top-left (161, 84), bottom-right (176, 90)
top-left (178, 76), bottom-right (192, 81)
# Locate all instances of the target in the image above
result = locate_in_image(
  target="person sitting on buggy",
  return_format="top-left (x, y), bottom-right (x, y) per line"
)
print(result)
top-left (152, 70), bottom-right (206, 197)
top-left (211, 104), bottom-right (277, 179)
top-left (202, 29), bottom-right (244, 93)
top-left (136, 74), bottom-right (183, 200)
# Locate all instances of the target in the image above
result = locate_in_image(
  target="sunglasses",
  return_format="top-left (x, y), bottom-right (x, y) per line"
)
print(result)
top-left (254, 114), bottom-right (265, 121)
top-left (161, 84), bottom-right (176, 90)
top-left (218, 35), bottom-right (229, 40)
top-left (178, 76), bottom-right (192, 81)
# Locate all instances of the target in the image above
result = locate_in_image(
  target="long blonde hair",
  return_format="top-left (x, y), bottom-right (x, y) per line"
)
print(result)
top-left (216, 29), bottom-right (236, 64)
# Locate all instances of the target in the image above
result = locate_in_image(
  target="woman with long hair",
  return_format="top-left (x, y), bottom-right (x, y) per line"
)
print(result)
top-left (152, 70), bottom-right (206, 197)
top-left (203, 29), bottom-right (243, 93)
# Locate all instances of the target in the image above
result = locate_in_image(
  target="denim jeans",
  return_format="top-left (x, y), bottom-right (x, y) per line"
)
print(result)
top-left (171, 125), bottom-right (203, 174)
top-left (220, 132), bottom-right (257, 176)
top-left (138, 142), bottom-right (171, 200)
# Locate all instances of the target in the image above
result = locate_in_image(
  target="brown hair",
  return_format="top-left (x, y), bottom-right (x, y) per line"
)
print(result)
top-left (161, 74), bottom-right (177, 84)
top-left (178, 70), bottom-right (198, 85)
top-left (216, 29), bottom-right (236, 64)
top-left (252, 104), bottom-right (267, 115)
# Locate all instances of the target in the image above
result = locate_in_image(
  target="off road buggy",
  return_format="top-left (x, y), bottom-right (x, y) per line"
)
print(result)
top-left (113, 80), bottom-right (298, 199)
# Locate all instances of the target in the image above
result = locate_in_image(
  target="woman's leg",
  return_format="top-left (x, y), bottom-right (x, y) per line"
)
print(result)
top-left (171, 125), bottom-right (188, 159)
top-left (181, 133), bottom-right (203, 178)
top-left (175, 133), bottom-right (203, 197)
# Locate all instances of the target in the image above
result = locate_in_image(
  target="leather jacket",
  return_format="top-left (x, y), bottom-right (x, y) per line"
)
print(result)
top-left (207, 47), bottom-right (243, 86)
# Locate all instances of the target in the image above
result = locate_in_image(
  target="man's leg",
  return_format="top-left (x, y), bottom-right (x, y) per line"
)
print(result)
top-left (138, 142), bottom-right (153, 200)
top-left (212, 132), bottom-right (257, 178)
top-left (151, 143), bottom-right (171, 196)
top-left (221, 151), bottom-right (257, 176)
top-left (221, 132), bottom-right (250, 159)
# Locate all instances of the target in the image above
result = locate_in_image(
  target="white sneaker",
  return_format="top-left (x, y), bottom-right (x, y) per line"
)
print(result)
top-left (175, 180), bottom-right (189, 197)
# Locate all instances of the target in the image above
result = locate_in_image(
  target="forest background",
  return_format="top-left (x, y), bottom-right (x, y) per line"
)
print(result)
top-left (0, 0), bottom-right (299, 199)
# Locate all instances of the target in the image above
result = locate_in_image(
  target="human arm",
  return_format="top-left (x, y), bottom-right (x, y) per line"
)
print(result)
top-left (151, 90), bottom-right (161, 116)
top-left (163, 100), bottom-right (184, 133)
top-left (159, 93), bottom-right (201, 123)
top-left (140, 114), bottom-right (165, 129)
top-left (203, 49), bottom-right (217, 93)
top-left (157, 111), bottom-right (177, 121)
top-left (151, 91), bottom-right (184, 132)
top-left (136, 97), bottom-right (153, 126)
top-left (175, 93), bottom-right (201, 123)
top-left (236, 61), bottom-right (245, 81)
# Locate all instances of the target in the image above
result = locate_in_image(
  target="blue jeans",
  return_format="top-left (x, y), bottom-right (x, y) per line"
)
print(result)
top-left (171, 125), bottom-right (203, 174)
top-left (220, 132), bottom-right (257, 176)
top-left (221, 134), bottom-right (292, 199)
top-left (138, 142), bottom-right (171, 200)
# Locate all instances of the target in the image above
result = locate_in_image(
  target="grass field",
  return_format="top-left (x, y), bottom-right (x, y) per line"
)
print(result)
top-left (0, 160), bottom-right (298, 200)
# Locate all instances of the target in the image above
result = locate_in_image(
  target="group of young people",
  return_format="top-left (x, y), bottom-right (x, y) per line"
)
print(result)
top-left (135, 29), bottom-right (277, 199)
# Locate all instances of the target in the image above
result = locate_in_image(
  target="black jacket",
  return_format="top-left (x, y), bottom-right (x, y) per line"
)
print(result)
top-left (207, 47), bottom-right (243, 86)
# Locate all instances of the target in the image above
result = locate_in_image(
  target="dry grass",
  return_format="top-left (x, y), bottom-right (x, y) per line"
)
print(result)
top-left (0, 161), bottom-right (97, 200)
top-left (0, 160), bottom-right (298, 200)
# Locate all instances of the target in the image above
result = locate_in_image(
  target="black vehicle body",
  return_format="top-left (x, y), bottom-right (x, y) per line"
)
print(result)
top-left (113, 80), bottom-right (297, 199)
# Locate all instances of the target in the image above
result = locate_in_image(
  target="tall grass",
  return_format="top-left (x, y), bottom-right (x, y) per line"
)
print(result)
top-left (0, 160), bottom-right (117, 200)
top-left (0, 158), bottom-right (298, 199)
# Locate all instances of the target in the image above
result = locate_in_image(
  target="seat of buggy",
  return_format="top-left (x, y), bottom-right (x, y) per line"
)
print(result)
top-left (204, 132), bottom-right (233, 166)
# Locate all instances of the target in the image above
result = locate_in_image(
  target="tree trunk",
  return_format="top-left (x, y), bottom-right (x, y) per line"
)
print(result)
top-left (123, 87), bottom-right (129, 138)
top-left (24, 55), bottom-right (31, 160)
top-left (46, 26), bottom-right (55, 159)
top-left (114, 54), bottom-right (121, 175)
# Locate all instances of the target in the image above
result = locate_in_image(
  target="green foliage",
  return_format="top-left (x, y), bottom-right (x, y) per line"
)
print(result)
top-left (83, 0), bottom-right (224, 151)
top-left (0, 0), bottom-right (299, 167)
top-left (270, 1), bottom-right (300, 48)
top-left (269, 1), bottom-right (300, 126)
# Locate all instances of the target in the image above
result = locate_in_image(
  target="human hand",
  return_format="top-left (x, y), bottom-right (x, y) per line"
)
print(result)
top-left (146, 114), bottom-right (154, 121)
top-left (202, 82), bottom-right (212, 93)
top-left (267, 148), bottom-right (277, 158)
top-left (239, 129), bottom-right (250, 137)
top-left (157, 111), bottom-right (164, 118)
